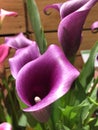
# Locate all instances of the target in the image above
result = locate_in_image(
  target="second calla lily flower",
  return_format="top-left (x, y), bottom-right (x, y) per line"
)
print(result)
top-left (44, 0), bottom-right (98, 58)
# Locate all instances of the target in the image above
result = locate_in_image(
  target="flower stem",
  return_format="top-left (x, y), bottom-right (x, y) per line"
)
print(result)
top-left (83, 103), bottom-right (97, 125)
top-left (27, 0), bottom-right (47, 53)
top-left (2, 77), bottom-right (18, 128)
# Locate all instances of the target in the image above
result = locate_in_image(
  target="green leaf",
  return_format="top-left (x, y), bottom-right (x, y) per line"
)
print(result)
top-left (16, 93), bottom-right (28, 109)
top-left (62, 125), bottom-right (70, 130)
top-left (78, 41), bottom-right (98, 90)
top-left (27, 0), bottom-right (47, 53)
top-left (18, 113), bottom-right (27, 127)
top-left (25, 113), bottom-right (38, 128)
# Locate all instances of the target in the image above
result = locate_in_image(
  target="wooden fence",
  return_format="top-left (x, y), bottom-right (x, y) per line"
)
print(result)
top-left (0, 0), bottom-right (98, 71)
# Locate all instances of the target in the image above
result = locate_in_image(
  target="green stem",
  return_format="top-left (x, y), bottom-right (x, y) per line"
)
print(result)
top-left (40, 123), bottom-right (46, 130)
top-left (27, 0), bottom-right (47, 53)
top-left (83, 103), bottom-right (97, 125)
top-left (88, 78), bottom-right (98, 97)
top-left (2, 78), bottom-right (18, 128)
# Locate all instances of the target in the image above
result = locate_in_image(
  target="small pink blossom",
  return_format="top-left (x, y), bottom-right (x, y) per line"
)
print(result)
top-left (0, 44), bottom-right (9, 63)
top-left (0, 122), bottom-right (12, 130)
top-left (0, 9), bottom-right (18, 24)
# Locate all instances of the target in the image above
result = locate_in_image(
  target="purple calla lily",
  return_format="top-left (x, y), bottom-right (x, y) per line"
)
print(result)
top-left (0, 122), bottom-right (12, 130)
top-left (58, 0), bottom-right (98, 58)
top-left (44, 0), bottom-right (98, 58)
top-left (15, 44), bottom-right (79, 122)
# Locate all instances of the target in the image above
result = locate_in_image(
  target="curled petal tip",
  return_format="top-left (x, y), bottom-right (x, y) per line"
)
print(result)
top-left (44, 3), bottom-right (62, 15)
top-left (91, 21), bottom-right (98, 33)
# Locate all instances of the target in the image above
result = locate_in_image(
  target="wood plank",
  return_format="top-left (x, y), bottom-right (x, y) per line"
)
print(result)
top-left (78, 30), bottom-right (98, 54)
top-left (0, 0), bottom-right (26, 35)
top-left (84, 3), bottom-right (98, 28)
top-left (28, 30), bottom-right (98, 53)
top-left (1, 29), bottom-right (98, 69)
top-left (74, 55), bottom-right (84, 70)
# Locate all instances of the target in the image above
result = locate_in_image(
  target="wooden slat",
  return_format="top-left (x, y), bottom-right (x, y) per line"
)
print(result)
top-left (84, 3), bottom-right (98, 28)
top-left (28, 30), bottom-right (98, 53)
top-left (0, 37), bottom-right (4, 44)
top-left (78, 30), bottom-right (98, 54)
top-left (0, 0), bottom-right (26, 35)
top-left (28, 31), bottom-right (60, 46)
top-left (27, 1), bottom-right (98, 32)
top-left (2, 29), bottom-right (98, 69)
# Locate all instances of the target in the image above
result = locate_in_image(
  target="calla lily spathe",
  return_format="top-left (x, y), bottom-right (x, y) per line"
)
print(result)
top-left (5, 33), bottom-right (79, 122)
top-left (44, 0), bottom-right (98, 58)
top-left (15, 44), bottom-right (79, 122)
top-left (58, 0), bottom-right (98, 57)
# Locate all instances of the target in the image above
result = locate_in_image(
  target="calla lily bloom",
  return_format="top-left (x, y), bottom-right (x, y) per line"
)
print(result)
top-left (91, 21), bottom-right (98, 33)
top-left (0, 9), bottom-right (17, 25)
top-left (0, 44), bottom-right (9, 63)
top-left (58, 0), bottom-right (98, 57)
top-left (15, 44), bottom-right (79, 122)
top-left (44, 0), bottom-right (98, 58)
top-left (0, 122), bottom-right (12, 130)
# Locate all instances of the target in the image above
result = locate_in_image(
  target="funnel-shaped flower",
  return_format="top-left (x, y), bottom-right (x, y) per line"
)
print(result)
top-left (58, 0), bottom-right (98, 57)
top-left (16, 44), bottom-right (79, 122)
top-left (44, 0), bottom-right (98, 58)
top-left (0, 122), bottom-right (12, 130)
top-left (0, 9), bottom-right (17, 25)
